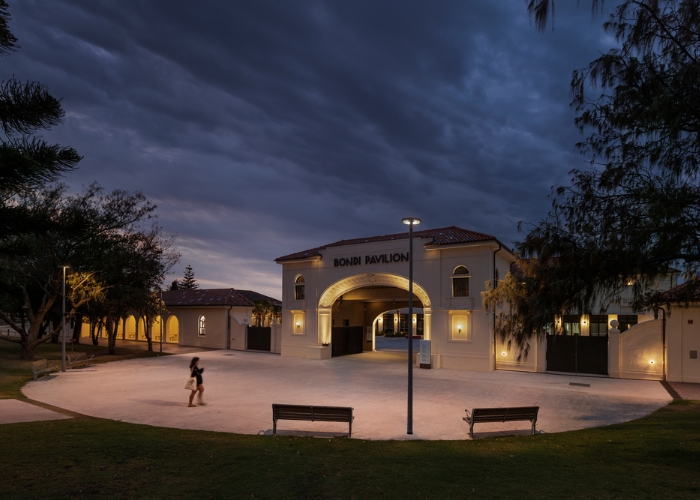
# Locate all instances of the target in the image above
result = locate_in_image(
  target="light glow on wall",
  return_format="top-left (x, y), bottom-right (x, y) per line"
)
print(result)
top-left (451, 314), bottom-right (469, 341)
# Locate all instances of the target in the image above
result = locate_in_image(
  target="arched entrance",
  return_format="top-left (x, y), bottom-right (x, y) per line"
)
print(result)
top-left (166, 316), bottom-right (179, 343)
top-left (125, 316), bottom-right (137, 340)
top-left (152, 316), bottom-right (163, 342)
top-left (371, 307), bottom-right (425, 353)
top-left (317, 273), bottom-right (431, 357)
top-left (137, 317), bottom-right (147, 341)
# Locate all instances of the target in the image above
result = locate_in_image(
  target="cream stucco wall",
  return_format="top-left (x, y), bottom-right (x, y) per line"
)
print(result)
top-left (667, 305), bottom-right (700, 383)
top-left (163, 306), bottom-right (252, 350)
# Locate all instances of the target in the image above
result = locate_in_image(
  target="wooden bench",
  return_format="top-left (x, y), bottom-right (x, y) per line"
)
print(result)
top-left (67, 352), bottom-right (94, 369)
top-left (463, 406), bottom-right (539, 438)
top-left (272, 404), bottom-right (354, 437)
top-left (30, 359), bottom-right (58, 380)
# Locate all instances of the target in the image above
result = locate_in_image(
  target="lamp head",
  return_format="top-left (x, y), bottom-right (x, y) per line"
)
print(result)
top-left (402, 217), bottom-right (421, 226)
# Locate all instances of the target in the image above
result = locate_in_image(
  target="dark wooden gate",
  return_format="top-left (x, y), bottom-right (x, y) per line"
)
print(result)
top-left (546, 335), bottom-right (608, 375)
top-left (247, 326), bottom-right (271, 352)
top-left (331, 326), bottom-right (364, 357)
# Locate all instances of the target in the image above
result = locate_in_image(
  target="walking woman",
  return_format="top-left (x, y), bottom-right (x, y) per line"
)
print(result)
top-left (188, 357), bottom-right (205, 407)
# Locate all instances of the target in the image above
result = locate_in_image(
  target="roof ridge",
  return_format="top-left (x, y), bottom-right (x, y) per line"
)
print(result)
top-left (275, 225), bottom-right (501, 262)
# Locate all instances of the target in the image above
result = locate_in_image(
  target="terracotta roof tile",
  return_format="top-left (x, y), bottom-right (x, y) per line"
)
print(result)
top-left (276, 226), bottom-right (503, 262)
top-left (162, 289), bottom-right (254, 307)
top-left (659, 281), bottom-right (700, 302)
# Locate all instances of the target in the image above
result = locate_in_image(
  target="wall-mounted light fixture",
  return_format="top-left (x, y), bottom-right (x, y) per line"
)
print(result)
top-left (295, 321), bottom-right (301, 330)
top-left (650, 360), bottom-right (655, 364)
top-left (457, 325), bottom-right (462, 334)
top-left (501, 352), bottom-right (507, 356)
top-left (413, 317), bottom-right (416, 323)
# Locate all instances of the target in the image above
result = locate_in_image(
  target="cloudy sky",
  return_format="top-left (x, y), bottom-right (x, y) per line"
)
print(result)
top-left (3, 1), bottom-right (618, 298)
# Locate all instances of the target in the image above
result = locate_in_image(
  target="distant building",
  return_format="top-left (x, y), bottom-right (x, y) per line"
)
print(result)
top-left (80, 288), bottom-right (281, 351)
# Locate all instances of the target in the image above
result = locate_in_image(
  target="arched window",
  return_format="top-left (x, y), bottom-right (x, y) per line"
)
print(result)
top-left (198, 315), bottom-right (206, 336)
top-left (451, 266), bottom-right (470, 297)
top-left (294, 275), bottom-right (305, 300)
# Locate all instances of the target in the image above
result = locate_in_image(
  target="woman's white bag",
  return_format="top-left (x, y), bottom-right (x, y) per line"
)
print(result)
top-left (184, 376), bottom-right (197, 391)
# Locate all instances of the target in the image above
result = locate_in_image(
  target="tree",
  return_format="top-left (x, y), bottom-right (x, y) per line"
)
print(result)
top-left (486, 1), bottom-right (700, 352)
top-left (0, 1), bottom-right (81, 235)
top-left (252, 299), bottom-right (275, 326)
top-left (0, 183), bottom-right (177, 359)
top-left (179, 265), bottom-right (198, 290)
top-left (169, 279), bottom-right (180, 291)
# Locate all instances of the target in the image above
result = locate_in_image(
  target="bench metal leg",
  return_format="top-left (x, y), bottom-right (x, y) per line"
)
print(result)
top-left (532, 420), bottom-right (536, 435)
top-left (469, 422), bottom-right (474, 439)
top-left (349, 420), bottom-right (352, 438)
top-left (273, 419), bottom-right (277, 435)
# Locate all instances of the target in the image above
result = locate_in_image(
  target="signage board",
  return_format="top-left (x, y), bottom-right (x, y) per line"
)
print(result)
top-left (419, 339), bottom-right (431, 369)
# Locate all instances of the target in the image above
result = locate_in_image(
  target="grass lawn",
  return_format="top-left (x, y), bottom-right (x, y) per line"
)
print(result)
top-left (1, 342), bottom-right (698, 499)
top-left (0, 338), bottom-right (165, 399)
top-left (0, 402), bottom-right (698, 499)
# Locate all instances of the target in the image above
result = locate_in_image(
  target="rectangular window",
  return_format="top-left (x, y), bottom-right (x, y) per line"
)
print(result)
top-left (383, 314), bottom-right (393, 333)
top-left (452, 277), bottom-right (469, 297)
top-left (562, 315), bottom-right (581, 335)
top-left (399, 314), bottom-right (408, 333)
top-left (618, 315), bottom-right (638, 332)
top-left (294, 285), bottom-right (305, 300)
top-left (589, 315), bottom-right (609, 336)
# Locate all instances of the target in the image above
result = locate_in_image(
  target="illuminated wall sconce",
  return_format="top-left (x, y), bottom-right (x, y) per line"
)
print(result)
top-left (395, 317), bottom-right (398, 322)
top-left (295, 321), bottom-right (301, 329)
top-left (413, 317), bottom-right (416, 323)
top-left (501, 352), bottom-right (507, 356)
top-left (582, 319), bottom-right (587, 325)
top-left (457, 325), bottom-right (462, 334)
top-left (649, 360), bottom-right (655, 364)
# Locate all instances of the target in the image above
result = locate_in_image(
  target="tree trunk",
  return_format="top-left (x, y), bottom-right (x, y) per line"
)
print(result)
top-left (72, 313), bottom-right (82, 344)
top-left (107, 315), bottom-right (117, 355)
top-left (94, 320), bottom-right (101, 346)
top-left (146, 319), bottom-right (153, 352)
top-left (20, 340), bottom-right (33, 361)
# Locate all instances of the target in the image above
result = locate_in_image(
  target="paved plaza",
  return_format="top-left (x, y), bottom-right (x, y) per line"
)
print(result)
top-left (20, 349), bottom-right (673, 440)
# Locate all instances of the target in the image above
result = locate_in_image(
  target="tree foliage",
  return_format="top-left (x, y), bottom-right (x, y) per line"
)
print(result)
top-left (0, 184), bottom-right (178, 359)
top-left (486, 1), bottom-right (700, 351)
top-left (179, 265), bottom-right (198, 290)
top-left (0, 2), bottom-right (81, 235)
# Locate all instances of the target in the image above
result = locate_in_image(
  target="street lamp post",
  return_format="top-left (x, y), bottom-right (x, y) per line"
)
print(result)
top-left (61, 265), bottom-right (69, 372)
top-left (160, 289), bottom-right (163, 354)
top-left (402, 217), bottom-right (421, 435)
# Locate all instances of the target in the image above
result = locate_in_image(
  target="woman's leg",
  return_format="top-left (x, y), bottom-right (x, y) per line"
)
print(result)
top-left (188, 390), bottom-right (197, 407)
top-left (197, 385), bottom-right (205, 404)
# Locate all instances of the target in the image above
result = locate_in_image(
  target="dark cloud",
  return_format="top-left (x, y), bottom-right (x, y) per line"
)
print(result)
top-left (2, 0), bottom-right (619, 297)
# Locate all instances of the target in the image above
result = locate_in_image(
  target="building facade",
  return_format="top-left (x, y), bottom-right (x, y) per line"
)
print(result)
top-left (79, 288), bottom-right (282, 351)
top-left (276, 226), bottom-right (516, 370)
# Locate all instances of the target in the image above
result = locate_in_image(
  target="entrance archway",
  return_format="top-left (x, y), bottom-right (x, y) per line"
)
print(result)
top-left (317, 273), bottom-right (431, 355)
top-left (125, 316), bottom-right (136, 340)
top-left (166, 316), bottom-right (179, 343)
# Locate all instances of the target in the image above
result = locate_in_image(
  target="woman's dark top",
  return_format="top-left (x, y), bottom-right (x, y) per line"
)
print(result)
top-left (191, 366), bottom-right (204, 386)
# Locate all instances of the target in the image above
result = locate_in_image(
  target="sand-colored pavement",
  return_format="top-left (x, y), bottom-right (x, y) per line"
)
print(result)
top-left (22, 350), bottom-right (672, 440)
